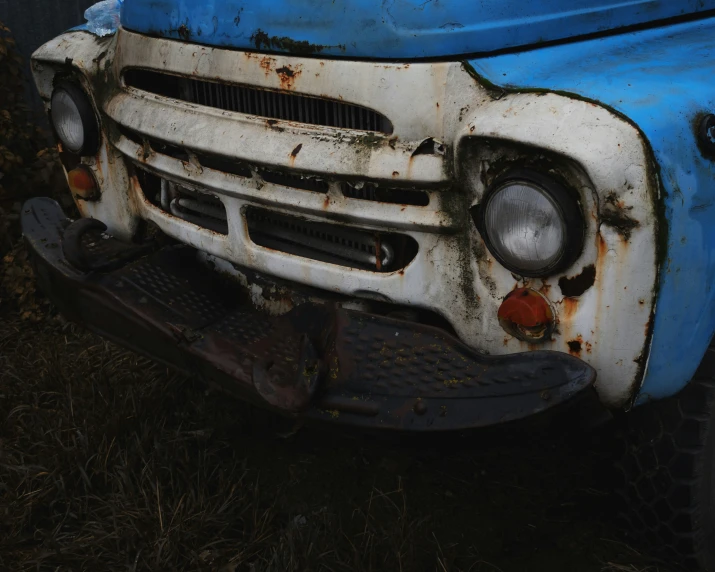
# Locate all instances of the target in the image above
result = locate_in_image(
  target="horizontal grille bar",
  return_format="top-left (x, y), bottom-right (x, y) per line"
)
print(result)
top-left (119, 127), bottom-right (432, 206)
top-left (124, 69), bottom-right (393, 134)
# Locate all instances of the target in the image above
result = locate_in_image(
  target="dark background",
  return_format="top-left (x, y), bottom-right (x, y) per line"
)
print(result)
top-left (0, 0), bottom-right (94, 110)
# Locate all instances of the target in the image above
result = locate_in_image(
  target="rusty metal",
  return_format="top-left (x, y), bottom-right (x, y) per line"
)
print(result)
top-left (23, 197), bottom-right (596, 431)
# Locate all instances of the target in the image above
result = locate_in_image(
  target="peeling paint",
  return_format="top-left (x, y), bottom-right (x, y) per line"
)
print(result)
top-left (558, 265), bottom-right (596, 298)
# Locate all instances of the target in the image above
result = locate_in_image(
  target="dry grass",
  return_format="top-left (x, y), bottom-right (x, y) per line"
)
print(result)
top-left (0, 242), bottom-right (685, 572)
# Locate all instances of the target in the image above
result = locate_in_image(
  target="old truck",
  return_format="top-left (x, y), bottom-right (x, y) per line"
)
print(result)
top-left (22, 0), bottom-right (715, 568)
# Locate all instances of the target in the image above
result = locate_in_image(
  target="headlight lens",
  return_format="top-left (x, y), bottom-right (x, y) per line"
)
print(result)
top-left (478, 171), bottom-right (583, 277)
top-left (50, 83), bottom-right (99, 155)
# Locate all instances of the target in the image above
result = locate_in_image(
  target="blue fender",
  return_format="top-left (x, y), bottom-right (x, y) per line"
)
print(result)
top-left (469, 18), bottom-right (715, 404)
top-left (120, 0), bottom-right (715, 58)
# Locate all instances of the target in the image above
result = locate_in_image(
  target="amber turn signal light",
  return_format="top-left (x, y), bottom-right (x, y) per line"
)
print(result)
top-left (497, 288), bottom-right (554, 343)
top-left (67, 165), bottom-right (99, 200)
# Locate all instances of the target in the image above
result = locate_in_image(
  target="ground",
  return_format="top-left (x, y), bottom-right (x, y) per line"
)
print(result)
top-left (0, 242), bottom-right (684, 572)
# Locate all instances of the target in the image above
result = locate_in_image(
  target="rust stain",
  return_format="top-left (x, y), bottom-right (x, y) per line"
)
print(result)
top-left (259, 56), bottom-right (276, 75)
top-left (266, 119), bottom-right (284, 132)
top-left (560, 297), bottom-right (579, 322)
top-left (275, 64), bottom-right (302, 90)
top-left (585, 341), bottom-right (592, 354)
top-left (322, 195), bottom-right (330, 210)
top-left (567, 336), bottom-right (583, 356)
top-left (595, 232), bottom-right (609, 287)
top-left (289, 143), bottom-right (302, 166)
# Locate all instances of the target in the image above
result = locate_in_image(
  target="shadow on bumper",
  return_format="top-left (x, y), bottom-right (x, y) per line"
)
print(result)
top-left (21, 197), bottom-right (596, 431)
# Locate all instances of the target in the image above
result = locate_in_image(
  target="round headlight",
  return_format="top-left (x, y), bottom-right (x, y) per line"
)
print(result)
top-left (50, 83), bottom-right (100, 155)
top-left (477, 170), bottom-right (584, 277)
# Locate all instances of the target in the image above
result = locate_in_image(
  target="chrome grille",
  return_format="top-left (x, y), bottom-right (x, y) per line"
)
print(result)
top-left (124, 69), bottom-right (393, 134)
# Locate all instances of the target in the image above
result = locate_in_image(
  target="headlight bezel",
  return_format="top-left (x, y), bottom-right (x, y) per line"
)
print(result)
top-left (473, 168), bottom-right (585, 278)
top-left (50, 81), bottom-right (100, 156)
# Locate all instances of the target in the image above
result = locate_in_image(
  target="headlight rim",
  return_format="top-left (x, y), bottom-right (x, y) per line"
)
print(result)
top-left (50, 81), bottom-right (100, 156)
top-left (475, 168), bottom-right (585, 278)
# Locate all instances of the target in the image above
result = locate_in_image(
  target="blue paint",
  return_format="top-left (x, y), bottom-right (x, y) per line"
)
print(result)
top-left (470, 18), bottom-right (715, 403)
top-left (120, 0), bottom-right (715, 58)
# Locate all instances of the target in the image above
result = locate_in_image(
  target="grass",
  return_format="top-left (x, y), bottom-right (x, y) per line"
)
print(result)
top-left (0, 241), bottom-right (685, 572)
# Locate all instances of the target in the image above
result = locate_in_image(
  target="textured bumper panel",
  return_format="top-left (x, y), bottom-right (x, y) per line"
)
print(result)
top-left (22, 198), bottom-right (596, 431)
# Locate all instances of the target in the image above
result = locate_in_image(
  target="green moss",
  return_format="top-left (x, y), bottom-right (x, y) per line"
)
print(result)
top-left (250, 29), bottom-right (345, 55)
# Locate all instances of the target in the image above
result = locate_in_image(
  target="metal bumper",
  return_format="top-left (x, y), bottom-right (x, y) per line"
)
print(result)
top-left (22, 197), bottom-right (596, 431)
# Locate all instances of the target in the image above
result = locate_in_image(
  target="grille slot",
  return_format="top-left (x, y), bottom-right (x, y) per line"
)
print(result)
top-left (124, 69), bottom-right (393, 134)
top-left (342, 182), bottom-right (430, 206)
top-left (245, 208), bottom-right (417, 272)
top-left (135, 168), bottom-right (228, 235)
top-left (170, 192), bottom-right (228, 235)
top-left (197, 154), bottom-right (252, 178)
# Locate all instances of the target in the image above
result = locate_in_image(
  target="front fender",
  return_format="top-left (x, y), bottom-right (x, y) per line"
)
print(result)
top-left (469, 17), bottom-right (715, 404)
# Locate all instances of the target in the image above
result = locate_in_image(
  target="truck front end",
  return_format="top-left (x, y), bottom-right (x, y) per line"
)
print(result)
top-left (23, 0), bottom-right (715, 430)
